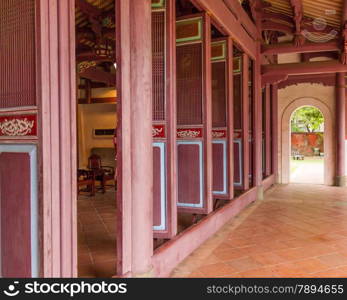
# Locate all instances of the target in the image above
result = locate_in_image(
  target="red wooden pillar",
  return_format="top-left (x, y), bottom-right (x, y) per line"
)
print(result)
top-left (265, 84), bottom-right (272, 177)
top-left (116, 0), bottom-right (154, 276)
top-left (37, 0), bottom-right (77, 277)
top-left (336, 72), bottom-right (346, 186)
top-left (271, 84), bottom-right (279, 181)
top-left (242, 54), bottom-right (250, 191)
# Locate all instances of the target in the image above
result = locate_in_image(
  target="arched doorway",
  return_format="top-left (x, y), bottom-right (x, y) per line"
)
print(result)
top-left (280, 97), bottom-right (335, 186)
top-left (290, 106), bottom-right (324, 184)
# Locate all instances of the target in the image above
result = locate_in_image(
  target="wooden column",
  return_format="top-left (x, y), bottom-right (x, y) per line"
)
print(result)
top-left (116, 0), bottom-right (153, 276)
top-left (251, 4), bottom-right (263, 193)
top-left (227, 37), bottom-right (235, 198)
top-left (38, 0), bottom-right (77, 277)
top-left (242, 53), bottom-right (250, 190)
top-left (336, 72), bottom-right (346, 186)
top-left (271, 84), bottom-right (279, 182)
top-left (265, 84), bottom-right (272, 177)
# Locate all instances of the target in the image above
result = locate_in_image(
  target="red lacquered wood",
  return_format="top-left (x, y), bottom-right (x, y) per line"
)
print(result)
top-left (212, 142), bottom-right (225, 192)
top-left (242, 53), bottom-right (250, 191)
top-left (0, 152), bottom-right (31, 277)
top-left (336, 73), bottom-right (346, 180)
top-left (176, 13), bottom-right (213, 215)
top-left (177, 144), bottom-right (202, 206)
top-left (271, 84), bottom-right (279, 180)
top-left (265, 84), bottom-right (272, 177)
top-left (153, 146), bottom-right (162, 228)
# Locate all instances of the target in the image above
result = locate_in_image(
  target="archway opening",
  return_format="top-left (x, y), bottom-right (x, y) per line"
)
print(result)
top-left (290, 106), bottom-right (325, 184)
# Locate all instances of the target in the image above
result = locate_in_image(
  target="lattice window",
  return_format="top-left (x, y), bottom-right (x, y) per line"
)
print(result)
top-left (152, 11), bottom-right (166, 121)
top-left (212, 62), bottom-right (227, 128)
top-left (177, 43), bottom-right (203, 125)
top-left (0, 0), bottom-right (36, 108)
top-left (233, 73), bottom-right (242, 130)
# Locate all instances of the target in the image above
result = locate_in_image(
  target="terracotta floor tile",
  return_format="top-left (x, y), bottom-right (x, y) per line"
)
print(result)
top-left (317, 253), bottom-right (347, 268)
top-left (213, 248), bottom-right (248, 262)
top-left (295, 258), bottom-right (330, 274)
top-left (171, 185), bottom-right (347, 278)
top-left (227, 257), bottom-right (264, 273)
top-left (250, 252), bottom-right (288, 266)
top-left (197, 263), bottom-right (237, 277)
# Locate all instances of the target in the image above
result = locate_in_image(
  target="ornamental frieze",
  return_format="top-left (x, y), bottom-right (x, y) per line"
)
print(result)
top-left (177, 128), bottom-right (202, 139)
top-left (0, 115), bottom-right (37, 137)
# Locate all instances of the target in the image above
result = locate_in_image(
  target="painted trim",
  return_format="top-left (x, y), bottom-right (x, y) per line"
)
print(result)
top-left (211, 40), bottom-right (227, 61)
top-left (152, 0), bottom-right (165, 9)
top-left (176, 17), bottom-right (203, 44)
top-left (153, 142), bottom-right (167, 231)
top-left (213, 140), bottom-right (227, 195)
top-left (0, 144), bottom-right (39, 278)
top-left (177, 141), bottom-right (204, 208)
top-left (234, 139), bottom-right (243, 187)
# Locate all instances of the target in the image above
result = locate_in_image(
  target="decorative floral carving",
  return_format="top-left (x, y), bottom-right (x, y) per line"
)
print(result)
top-left (78, 61), bottom-right (97, 73)
top-left (177, 129), bottom-right (201, 139)
top-left (152, 127), bottom-right (163, 137)
top-left (212, 131), bottom-right (226, 138)
top-left (0, 118), bottom-right (35, 136)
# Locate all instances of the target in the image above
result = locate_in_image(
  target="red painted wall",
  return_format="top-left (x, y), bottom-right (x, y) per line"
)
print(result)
top-left (291, 133), bottom-right (324, 156)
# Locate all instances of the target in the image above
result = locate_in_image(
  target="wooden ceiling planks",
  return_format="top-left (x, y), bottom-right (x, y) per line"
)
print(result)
top-left (265, 0), bottom-right (343, 29)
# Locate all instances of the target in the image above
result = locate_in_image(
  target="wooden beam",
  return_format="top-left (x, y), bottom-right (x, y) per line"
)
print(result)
top-left (262, 41), bottom-right (340, 55)
top-left (78, 97), bottom-right (116, 104)
top-left (79, 66), bottom-right (116, 85)
top-left (193, 0), bottom-right (257, 58)
top-left (278, 73), bottom-right (336, 89)
top-left (262, 60), bottom-right (347, 77)
top-left (76, 0), bottom-right (101, 18)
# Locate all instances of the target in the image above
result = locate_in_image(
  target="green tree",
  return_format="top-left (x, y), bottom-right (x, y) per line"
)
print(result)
top-left (291, 107), bottom-right (324, 133)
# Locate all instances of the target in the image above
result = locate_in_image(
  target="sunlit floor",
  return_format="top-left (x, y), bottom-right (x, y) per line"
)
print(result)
top-left (171, 184), bottom-right (347, 278)
top-left (290, 157), bottom-right (324, 184)
top-left (78, 190), bottom-right (117, 278)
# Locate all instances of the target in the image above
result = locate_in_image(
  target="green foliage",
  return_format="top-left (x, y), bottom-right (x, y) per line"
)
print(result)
top-left (291, 106), bottom-right (324, 133)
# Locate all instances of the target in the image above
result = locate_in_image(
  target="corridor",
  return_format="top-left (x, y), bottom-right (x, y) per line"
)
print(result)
top-left (171, 184), bottom-right (347, 278)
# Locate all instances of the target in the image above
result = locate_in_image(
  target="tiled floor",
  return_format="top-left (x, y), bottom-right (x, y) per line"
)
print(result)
top-left (78, 190), bottom-right (117, 278)
top-left (171, 184), bottom-right (347, 278)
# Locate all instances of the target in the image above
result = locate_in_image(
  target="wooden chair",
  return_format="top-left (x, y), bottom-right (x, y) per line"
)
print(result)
top-left (77, 169), bottom-right (95, 196)
top-left (88, 154), bottom-right (115, 193)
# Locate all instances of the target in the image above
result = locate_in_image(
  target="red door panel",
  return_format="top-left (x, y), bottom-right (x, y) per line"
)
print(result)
top-left (0, 152), bottom-right (31, 277)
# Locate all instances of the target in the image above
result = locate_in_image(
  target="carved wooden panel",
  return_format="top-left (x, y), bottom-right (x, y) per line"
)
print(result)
top-left (177, 43), bottom-right (203, 125)
top-left (0, 114), bottom-right (37, 137)
top-left (0, 0), bottom-right (36, 108)
top-left (152, 11), bottom-right (166, 121)
top-left (0, 152), bottom-right (31, 277)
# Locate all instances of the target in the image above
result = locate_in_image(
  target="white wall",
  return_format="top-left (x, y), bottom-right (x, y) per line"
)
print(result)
top-left (78, 103), bottom-right (117, 168)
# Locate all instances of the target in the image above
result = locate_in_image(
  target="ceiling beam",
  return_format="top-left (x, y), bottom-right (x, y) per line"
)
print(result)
top-left (262, 41), bottom-right (340, 55)
top-left (76, 0), bottom-right (102, 18)
top-left (79, 66), bottom-right (116, 86)
top-left (262, 60), bottom-right (347, 77)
